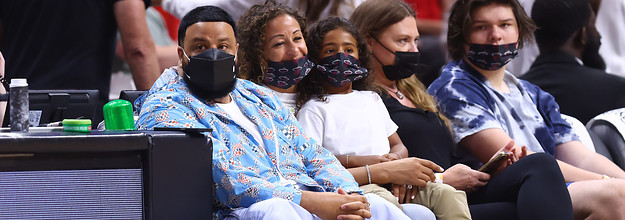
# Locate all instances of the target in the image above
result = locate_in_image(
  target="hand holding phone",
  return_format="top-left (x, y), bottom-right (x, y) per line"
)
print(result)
top-left (478, 152), bottom-right (510, 174)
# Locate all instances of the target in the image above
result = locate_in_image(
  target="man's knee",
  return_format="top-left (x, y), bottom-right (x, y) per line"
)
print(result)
top-left (365, 193), bottom-right (412, 220)
top-left (401, 203), bottom-right (436, 220)
top-left (233, 198), bottom-right (311, 220)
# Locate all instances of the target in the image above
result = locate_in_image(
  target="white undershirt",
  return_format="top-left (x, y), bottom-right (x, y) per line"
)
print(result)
top-left (217, 99), bottom-right (264, 148)
top-left (261, 85), bottom-right (298, 115)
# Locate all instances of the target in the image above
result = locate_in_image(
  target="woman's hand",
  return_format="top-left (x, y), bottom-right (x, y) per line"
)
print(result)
top-left (371, 158), bottom-right (442, 187)
top-left (382, 152), bottom-right (402, 161)
top-left (391, 184), bottom-right (418, 204)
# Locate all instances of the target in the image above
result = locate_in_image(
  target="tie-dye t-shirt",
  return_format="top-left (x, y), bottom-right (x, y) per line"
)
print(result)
top-left (427, 60), bottom-right (578, 155)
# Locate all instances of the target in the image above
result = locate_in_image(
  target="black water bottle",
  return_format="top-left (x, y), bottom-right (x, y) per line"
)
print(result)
top-left (9, 78), bottom-right (28, 132)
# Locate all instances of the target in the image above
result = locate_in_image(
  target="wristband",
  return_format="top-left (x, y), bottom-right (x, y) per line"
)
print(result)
top-left (366, 164), bottom-right (372, 184)
top-left (434, 173), bottom-right (444, 183)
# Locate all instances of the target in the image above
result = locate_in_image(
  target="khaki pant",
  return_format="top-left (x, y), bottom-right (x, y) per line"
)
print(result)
top-left (361, 182), bottom-right (471, 220)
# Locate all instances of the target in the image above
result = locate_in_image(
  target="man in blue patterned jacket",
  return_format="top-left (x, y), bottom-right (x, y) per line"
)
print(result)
top-left (135, 5), bottom-right (409, 220)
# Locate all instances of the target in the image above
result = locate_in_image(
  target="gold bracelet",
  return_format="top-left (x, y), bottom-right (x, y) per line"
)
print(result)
top-left (346, 155), bottom-right (349, 167)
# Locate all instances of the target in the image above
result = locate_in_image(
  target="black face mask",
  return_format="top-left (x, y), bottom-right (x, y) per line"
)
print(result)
top-left (181, 48), bottom-right (237, 101)
top-left (466, 43), bottom-right (518, 71)
top-left (372, 37), bottom-right (420, 81)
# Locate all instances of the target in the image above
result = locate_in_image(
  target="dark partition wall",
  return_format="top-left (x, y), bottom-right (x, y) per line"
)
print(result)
top-left (0, 131), bottom-right (213, 220)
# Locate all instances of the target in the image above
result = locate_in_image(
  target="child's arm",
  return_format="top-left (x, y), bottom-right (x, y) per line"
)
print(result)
top-left (384, 132), bottom-right (409, 160)
top-left (339, 154), bottom-right (391, 168)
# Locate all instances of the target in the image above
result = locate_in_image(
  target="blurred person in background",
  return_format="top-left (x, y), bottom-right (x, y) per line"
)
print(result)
top-left (161, 0), bottom-right (365, 23)
top-left (521, 0), bottom-right (625, 124)
top-left (0, 0), bottom-right (161, 122)
top-left (111, 5), bottom-right (179, 100)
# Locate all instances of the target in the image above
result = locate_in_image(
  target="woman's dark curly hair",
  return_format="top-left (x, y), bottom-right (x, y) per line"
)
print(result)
top-left (237, 0), bottom-right (308, 83)
top-left (447, 0), bottom-right (536, 61)
top-left (295, 16), bottom-right (374, 110)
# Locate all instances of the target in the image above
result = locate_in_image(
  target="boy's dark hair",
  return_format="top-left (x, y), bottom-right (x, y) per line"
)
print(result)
top-left (447, 0), bottom-right (536, 61)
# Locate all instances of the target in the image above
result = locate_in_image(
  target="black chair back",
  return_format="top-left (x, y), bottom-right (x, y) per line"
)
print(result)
top-left (119, 90), bottom-right (147, 111)
top-left (587, 109), bottom-right (625, 170)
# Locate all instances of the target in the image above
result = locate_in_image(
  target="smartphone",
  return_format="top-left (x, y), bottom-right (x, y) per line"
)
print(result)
top-left (478, 152), bottom-right (509, 174)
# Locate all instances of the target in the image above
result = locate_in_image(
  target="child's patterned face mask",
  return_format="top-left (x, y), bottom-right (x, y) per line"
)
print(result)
top-left (466, 42), bottom-right (518, 71)
top-left (316, 53), bottom-right (368, 87)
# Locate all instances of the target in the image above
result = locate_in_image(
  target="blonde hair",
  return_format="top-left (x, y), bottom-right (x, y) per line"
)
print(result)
top-left (396, 76), bottom-right (452, 130)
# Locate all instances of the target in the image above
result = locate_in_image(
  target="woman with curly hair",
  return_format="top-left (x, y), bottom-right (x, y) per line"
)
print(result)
top-left (237, 0), bottom-right (313, 114)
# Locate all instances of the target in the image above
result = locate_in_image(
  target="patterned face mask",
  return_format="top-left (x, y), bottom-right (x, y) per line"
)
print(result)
top-left (316, 53), bottom-right (368, 87)
top-left (466, 42), bottom-right (518, 71)
top-left (264, 56), bottom-right (314, 89)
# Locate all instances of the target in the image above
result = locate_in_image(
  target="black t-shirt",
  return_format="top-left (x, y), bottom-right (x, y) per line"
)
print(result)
top-left (0, 0), bottom-right (149, 122)
top-left (381, 93), bottom-right (455, 169)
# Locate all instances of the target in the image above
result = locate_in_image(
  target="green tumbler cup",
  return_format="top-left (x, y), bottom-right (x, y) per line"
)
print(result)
top-left (103, 99), bottom-right (136, 130)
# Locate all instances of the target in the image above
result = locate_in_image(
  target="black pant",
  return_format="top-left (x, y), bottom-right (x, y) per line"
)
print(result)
top-left (468, 153), bottom-right (573, 220)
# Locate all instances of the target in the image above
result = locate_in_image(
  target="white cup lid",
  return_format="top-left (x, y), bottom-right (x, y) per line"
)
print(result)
top-left (10, 78), bottom-right (28, 87)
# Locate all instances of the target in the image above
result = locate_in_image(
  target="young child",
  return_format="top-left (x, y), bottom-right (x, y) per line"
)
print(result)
top-left (296, 17), bottom-right (470, 220)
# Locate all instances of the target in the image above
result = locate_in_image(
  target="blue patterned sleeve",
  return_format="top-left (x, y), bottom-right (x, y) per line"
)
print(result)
top-left (523, 81), bottom-right (579, 146)
top-left (135, 90), bottom-right (206, 129)
top-left (429, 78), bottom-right (503, 144)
